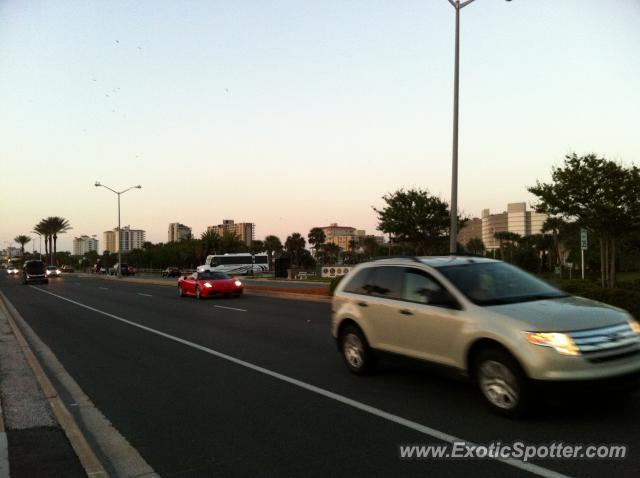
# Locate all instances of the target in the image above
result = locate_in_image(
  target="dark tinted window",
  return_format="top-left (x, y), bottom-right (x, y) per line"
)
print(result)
top-left (343, 268), bottom-right (372, 294)
top-left (254, 255), bottom-right (268, 264)
top-left (402, 268), bottom-right (457, 308)
top-left (367, 266), bottom-right (403, 299)
top-left (438, 262), bottom-right (565, 306)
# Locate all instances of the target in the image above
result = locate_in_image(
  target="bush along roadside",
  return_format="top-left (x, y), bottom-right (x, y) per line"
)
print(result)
top-left (329, 275), bottom-right (345, 295)
top-left (551, 279), bottom-right (640, 318)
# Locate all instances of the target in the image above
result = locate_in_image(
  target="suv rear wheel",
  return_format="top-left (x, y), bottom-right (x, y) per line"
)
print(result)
top-left (474, 348), bottom-right (531, 418)
top-left (339, 325), bottom-right (374, 375)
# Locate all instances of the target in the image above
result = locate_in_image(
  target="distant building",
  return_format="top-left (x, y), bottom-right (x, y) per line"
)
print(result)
top-left (207, 219), bottom-right (255, 247)
top-left (168, 223), bottom-right (192, 242)
top-left (1, 247), bottom-right (22, 259)
top-left (457, 218), bottom-right (483, 247)
top-left (317, 223), bottom-right (383, 252)
top-left (73, 235), bottom-right (99, 256)
top-left (103, 226), bottom-right (145, 253)
top-left (455, 202), bottom-right (548, 252)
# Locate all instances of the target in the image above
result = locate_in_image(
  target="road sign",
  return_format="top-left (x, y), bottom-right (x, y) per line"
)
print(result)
top-left (580, 229), bottom-right (588, 250)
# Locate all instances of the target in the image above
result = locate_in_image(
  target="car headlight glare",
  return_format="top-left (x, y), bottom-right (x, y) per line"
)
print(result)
top-left (629, 319), bottom-right (640, 335)
top-left (525, 332), bottom-right (580, 356)
top-left (204, 282), bottom-right (213, 288)
top-left (234, 280), bottom-right (242, 287)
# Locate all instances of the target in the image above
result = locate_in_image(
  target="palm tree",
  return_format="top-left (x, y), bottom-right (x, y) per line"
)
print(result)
top-left (45, 217), bottom-right (72, 263)
top-left (542, 217), bottom-right (565, 269)
top-left (14, 235), bottom-right (31, 257)
top-left (284, 233), bottom-right (306, 267)
top-left (263, 235), bottom-right (283, 270)
top-left (200, 230), bottom-right (221, 256)
top-left (307, 227), bottom-right (326, 259)
top-left (494, 231), bottom-right (520, 262)
top-left (220, 231), bottom-right (245, 253)
top-left (34, 219), bottom-right (52, 264)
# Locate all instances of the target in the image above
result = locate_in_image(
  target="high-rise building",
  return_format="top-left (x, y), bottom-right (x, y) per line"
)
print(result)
top-left (456, 202), bottom-right (548, 251)
top-left (103, 226), bottom-right (145, 253)
top-left (73, 235), bottom-right (99, 256)
top-left (207, 219), bottom-right (255, 246)
top-left (168, 223), bottom-right (192, 242)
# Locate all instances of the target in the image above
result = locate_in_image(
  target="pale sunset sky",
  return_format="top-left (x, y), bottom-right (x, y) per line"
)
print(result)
top-left (1, 0), bottom-right (639, 252)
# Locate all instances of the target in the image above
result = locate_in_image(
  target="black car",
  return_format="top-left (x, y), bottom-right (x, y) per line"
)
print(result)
top-left (162, 267), bottom-right (182, 278)
top-left (22, 260), bottom-right (49, 285)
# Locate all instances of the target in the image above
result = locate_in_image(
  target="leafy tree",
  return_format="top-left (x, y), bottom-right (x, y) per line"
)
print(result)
top-left (323, 242), bottom-right (342, 264)
top-left (374, 188), bottom-right (467, 255)
top-left (250, 240), bottom-right (265, 255)
top-left (465, 237), bottom-right (485, 256)
top-left (14, 235), bottom-right (31, 256)
top-left (494, 231), bottom-right (520, 262)
top-left (528, 153), bottom-right (640, 288)
top-left (361, 235), bottom-right (379, 258)
top-left (284, 233), bottom-right (306, 267)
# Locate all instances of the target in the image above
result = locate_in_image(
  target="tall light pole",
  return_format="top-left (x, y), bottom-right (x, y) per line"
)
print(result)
top-left (31, 231), bottom-right (42, 260)
top-left (446, 0), bottom-right (511, 254)
top-left (95, 181), bottom-right (142, 277)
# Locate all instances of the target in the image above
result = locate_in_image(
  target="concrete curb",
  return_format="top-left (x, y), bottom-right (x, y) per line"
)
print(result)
top-left (0, 401), bottom-right (8, 478)
top-left (0, 292), bottom-right (108, 478)
top-left (92, 274), bottom-right (332, 303)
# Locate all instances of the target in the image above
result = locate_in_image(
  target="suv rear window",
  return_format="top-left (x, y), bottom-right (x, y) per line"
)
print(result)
top-left (343, 268), bottom-right (372, 294)
top-left (367, 266), bottom-right (404, 299)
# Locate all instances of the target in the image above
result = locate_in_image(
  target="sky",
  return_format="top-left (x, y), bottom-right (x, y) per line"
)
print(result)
top-left (1, 0), bottom-right (639, 253)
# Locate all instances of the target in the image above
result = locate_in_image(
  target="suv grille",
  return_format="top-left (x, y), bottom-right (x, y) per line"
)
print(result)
top-left (570, 323), bottom-right (640, 362)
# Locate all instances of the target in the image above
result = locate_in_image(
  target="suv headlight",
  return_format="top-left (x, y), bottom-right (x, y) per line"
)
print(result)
top-left (525, 332), bottom-right (580, 356)
top-left (629, 319), bottom-right (640, 335)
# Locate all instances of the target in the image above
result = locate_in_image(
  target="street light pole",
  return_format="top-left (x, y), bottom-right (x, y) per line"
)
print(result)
top-left (446, 0), bottom-right (511, 254)
top-left (95, 181), bottom-right (142, 277)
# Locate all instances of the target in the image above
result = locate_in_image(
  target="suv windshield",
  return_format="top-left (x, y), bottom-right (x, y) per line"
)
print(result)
top-left (438, 262), bottom-right (567, 306)
top-left (24, 261), bottom-right (46, 274)
top-left (47, 266), bottom-right (58, 270)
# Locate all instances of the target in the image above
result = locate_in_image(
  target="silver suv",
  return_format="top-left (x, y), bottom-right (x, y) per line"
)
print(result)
top-left (332, 257), bottom-right (640, 417)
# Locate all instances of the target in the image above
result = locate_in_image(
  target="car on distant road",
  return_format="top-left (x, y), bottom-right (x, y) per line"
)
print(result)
top-left (110, 263), bottom-right (135, 276)
top-left (7, 266), bottom-right (19, 275)
top-left (332, 256), bottom-right (640, 417)
top-left (178, 271), bottom-right (243, 299)
top-left (22, 260), bottom-right (48, 285)
top-left (46, 266), bottom-right (62, 278)
top-left (162, 267), bottom-right (182, 278)
top-left (60, 265), bottom-right (75, 273)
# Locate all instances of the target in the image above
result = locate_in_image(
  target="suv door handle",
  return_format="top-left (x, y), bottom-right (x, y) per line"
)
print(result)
top-left (399, 309), bottom-right (413, 315)
top-left (357, 301), bottom-right (368, 307)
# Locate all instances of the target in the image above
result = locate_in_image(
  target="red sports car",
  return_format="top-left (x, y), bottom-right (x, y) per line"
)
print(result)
top-left (178, 271), bottom-right (244, 299)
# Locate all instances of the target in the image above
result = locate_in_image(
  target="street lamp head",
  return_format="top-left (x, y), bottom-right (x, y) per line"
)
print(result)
top-left (95, 181), bottom-right (101, 187)
top-left (136, 185), bottom-right (142, 189)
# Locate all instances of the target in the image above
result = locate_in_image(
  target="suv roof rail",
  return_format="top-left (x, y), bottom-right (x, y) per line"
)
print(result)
top-left (372, 255), bottom-right (422, 262)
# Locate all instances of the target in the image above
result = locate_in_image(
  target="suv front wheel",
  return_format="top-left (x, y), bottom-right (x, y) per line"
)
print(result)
top-left (474, 348), bottom-right (531, 418)
top-left (339, 325), bottom-right (374, 375)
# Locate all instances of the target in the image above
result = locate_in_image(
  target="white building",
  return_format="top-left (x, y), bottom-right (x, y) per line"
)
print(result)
top-left (73, 235), bottom-right (99, 256)
top-left (103, 226), bottom-right (145, 253)
top-left (168, 223), bottom-right (192, 242)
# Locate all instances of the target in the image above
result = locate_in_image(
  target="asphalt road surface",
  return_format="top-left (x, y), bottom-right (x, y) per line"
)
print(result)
top-left (1, 273), bottom-right (638, 477)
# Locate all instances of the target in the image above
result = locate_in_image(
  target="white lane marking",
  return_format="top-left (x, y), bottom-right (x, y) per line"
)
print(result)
top-left (99, 287), bottom-right (109, 291)
top-left (214, 305), bottom-right (246, 312)
top-left (29, 286), bottom-right (567, 478)
top-left (137, 293), bottom-right (153, 297)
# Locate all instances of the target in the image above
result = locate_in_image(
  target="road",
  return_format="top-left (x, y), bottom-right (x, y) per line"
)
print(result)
top-left (1, 273), bottom-right (638, 477)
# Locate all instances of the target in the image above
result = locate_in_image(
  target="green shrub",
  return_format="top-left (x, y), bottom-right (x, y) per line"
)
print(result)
top-left (329, 275), bottom-right (345, 296)
top-left (553, 280), bottom-right (640, 317)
